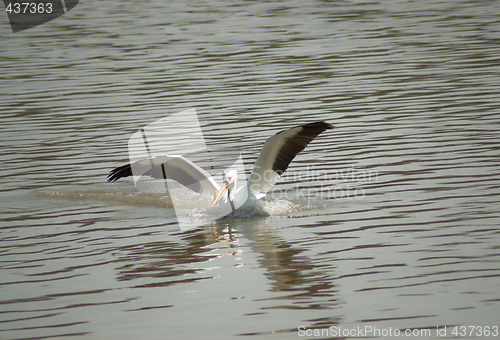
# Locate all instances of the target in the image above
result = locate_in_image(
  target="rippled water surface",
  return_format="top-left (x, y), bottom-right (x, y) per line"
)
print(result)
top-left (1, 0), bottom-right (500, 339)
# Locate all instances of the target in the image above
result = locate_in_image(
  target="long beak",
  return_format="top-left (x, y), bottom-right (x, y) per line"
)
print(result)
top-left (210, 180), bottom-right (234, 208)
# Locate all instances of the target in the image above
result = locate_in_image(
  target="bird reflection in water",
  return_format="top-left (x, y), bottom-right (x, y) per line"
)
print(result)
top-left (115, 218), bottom-right (339, 314)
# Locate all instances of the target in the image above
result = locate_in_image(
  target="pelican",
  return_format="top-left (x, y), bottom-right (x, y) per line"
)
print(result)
top-left (107, 121), bottom-right (333, 212)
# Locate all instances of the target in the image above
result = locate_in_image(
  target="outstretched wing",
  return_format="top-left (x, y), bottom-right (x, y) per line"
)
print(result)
top-left (248, 121), bottom-right (333, 199)
top-left (107, 155), bottom-right (219, 196)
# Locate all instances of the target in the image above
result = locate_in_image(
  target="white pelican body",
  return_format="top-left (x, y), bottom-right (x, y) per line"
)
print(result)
top-left (108, 122), bottom-right (333, 213)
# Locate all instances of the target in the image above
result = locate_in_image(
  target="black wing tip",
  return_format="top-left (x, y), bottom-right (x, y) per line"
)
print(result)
top-left (107, 163), bottom-right (132, 183)
top-left (274, 121), bottom-right (334, 137)
top-left (302, 121), bottom-right (334, 131)
top-left (270, 121), bottom-right (334, 174)
top-left (106, 170), bottom-right (119, 182)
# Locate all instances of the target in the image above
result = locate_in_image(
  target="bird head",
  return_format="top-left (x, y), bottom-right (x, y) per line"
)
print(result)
top-left (210, 170), bottom-right (237, 208)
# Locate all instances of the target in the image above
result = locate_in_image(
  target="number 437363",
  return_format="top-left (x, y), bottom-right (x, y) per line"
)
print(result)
top-left (5, 2), bottom-right (53, 14)
top-left (452, 325), bottom-right (499, 337)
